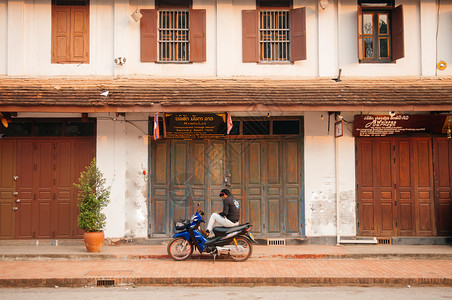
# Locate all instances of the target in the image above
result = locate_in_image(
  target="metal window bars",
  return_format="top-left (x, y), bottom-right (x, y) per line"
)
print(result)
top-left (259, 10), bottom-right (290, 62)
top-left (158, 10), bottom-right (190, 62)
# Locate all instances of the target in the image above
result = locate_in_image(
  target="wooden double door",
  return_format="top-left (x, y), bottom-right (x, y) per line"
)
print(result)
top-left (0, 138), bottom-right (95, 239)
top-left (150, 138), bottom-right (303, 237)
top-left (357, 137), bottom-right (452, 237)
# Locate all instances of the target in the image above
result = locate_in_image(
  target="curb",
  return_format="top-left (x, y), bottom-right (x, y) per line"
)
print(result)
top-left (1, 276), bottom-right (451, 288)
top-left (2, 253), bottom-right (452, 261)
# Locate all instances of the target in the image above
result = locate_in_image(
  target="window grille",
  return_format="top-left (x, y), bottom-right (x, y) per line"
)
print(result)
top-left (158, 10), bottom-right (189, 62)
top-left (259, 10), bottom-right (290, 62)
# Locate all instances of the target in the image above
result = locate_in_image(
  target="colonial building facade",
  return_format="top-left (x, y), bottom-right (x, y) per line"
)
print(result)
top-left (0, 0), bottom-right (451, 244)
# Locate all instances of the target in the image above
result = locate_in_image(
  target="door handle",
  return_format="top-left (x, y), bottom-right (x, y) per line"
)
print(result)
top-left (12, 207), bottom-right (18, 211)
top-left (15, 199), bottom-right (20, 203)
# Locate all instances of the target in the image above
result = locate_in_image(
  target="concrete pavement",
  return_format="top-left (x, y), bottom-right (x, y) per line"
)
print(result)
top-left (0, 241), bottom-right (451, 287)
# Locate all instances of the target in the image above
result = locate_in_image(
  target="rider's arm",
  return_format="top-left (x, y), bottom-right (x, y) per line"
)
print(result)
top-left (219, 198), bottom-right (229, 217)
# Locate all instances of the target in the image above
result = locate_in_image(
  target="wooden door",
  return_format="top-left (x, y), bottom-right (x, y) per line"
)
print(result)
top-left (150, 138), bottom-right (303, 237)
top-left (13, 138), bottom-right (94, 239)
top-left (433, 138), bottom-right (452, 236)
top-left (0, 140), bottom-right (16, 239)
top-left (357, 137), bottom-right (435, 237)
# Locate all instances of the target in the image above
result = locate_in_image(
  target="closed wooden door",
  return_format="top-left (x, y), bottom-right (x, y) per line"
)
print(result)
top-left (433, 138), bottom-right (452, 236)
top-left (0, 140), bottom-right (16, 239)
top-left (11, 138), bottom-right (94, 239)
top-left (150, 138), bottom-right (303, 237)
top-left (357, 137), bottom-right (435, 237)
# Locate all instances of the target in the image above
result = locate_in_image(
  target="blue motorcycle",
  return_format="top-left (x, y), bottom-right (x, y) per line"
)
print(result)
top-left (167, 210), bottom-right (257, 262)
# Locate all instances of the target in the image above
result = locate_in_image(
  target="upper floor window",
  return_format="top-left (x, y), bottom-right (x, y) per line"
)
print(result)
top-left (158, 10), bottom-right (189, 62)
top-left (242, 0), bottom-right (306, 63)
top-left (140, 0), bottom-right (206, 63)
top-left (51, 0), bottom-right (89, 64)
top-left (358, 0), bottom-right (404, 63)
top-left (260, 10), bottom-right (290, 62)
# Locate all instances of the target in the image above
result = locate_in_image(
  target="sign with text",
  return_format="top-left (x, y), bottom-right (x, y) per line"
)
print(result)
top-left (353, 114), bottom-right (448, 137)
top-left (165, 113), bottom-right (226, 139)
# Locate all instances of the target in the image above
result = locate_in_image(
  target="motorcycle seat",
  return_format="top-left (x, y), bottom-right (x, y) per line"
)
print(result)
top-left (213, 223), bottom-right (250, 236)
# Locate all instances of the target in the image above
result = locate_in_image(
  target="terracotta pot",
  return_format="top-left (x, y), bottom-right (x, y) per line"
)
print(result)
top-left (83, 231), bottom-right (105, 252)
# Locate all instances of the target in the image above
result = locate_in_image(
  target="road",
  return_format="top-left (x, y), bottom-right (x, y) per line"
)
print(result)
top-left (1, 286), bottom-right (452, 300)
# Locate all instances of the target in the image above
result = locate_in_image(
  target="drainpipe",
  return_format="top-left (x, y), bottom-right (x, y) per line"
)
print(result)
top-left (335, 125), bottom-right (340, 246)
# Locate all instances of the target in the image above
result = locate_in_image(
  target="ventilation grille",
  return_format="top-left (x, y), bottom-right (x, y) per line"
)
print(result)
top-left (377, 237), bottom-right (392, 245)
top-left (96, 279), bottom-right (116, 287)
top-left (267, 238), bottom-right (286, 246)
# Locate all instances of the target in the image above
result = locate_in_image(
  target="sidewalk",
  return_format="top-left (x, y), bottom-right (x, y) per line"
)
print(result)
top-left (0, 243), bottom-right (451, 287)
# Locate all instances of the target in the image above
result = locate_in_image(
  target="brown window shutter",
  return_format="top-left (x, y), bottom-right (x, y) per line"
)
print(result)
top-left (140, 9), bottom-right (157, 62)
top-left (290, 7), bottom-right (306, 62)
top-left (242, 10), bottom-right (258, 63)
top-left (391, 4), bottom-right (404, 61)
top-left (71, 7), bottom-right (89, 63)
top-left (190, 9), bottom-right (206, 62)
top-left (357, 6), bottom-right (363, 61)
top-left (52, 6), bottom-right (71, 63)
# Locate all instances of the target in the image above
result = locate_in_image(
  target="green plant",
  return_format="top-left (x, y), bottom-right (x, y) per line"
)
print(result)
top-left (74, 158), bottom-right (110, 232)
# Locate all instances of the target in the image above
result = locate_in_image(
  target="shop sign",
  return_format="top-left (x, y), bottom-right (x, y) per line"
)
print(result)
top-left (165, 113), bottom-right (226, 139)
top-left (353, 114), bottom-right (448, 137)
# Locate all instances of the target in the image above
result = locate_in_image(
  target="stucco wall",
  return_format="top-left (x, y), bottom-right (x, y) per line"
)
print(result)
top-left (304, 112), bottom-right (356, 237)
top-left (96, 113), bottom-right (149, 238)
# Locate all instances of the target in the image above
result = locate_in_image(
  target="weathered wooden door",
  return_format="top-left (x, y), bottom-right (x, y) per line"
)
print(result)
top-left (433, 138), bottom-right (452, 236)
top-left (229, 138), bottom-right (302, 236)
top-left (151, 139), bottom-right (225, 236)
top-left (0, 140), bottom-right (16, 239)
top-left (357, 137), bottom-right (435, 237)
top-left (150, 138), bottom-right (303, 237)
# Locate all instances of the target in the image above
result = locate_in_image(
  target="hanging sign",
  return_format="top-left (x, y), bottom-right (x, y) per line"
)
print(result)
top-left (353, 114), bottom-right (448, 137)
top-left (165, 113), bottom-right (226, 139)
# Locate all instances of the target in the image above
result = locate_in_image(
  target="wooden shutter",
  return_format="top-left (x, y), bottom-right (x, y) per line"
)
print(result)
top-left (290, 7), bottom-right (306, 62)
top-left (357, 6), bottom-right (363, 61)
top-left (71, 7), bottom-right (89, 63)
top-left (190, 9), bottom-right (206, 62)
top-left (391, 4), bottom-right (404, 61)
top-left (52, 6), bottom-right (71, 63)
top-left (242, 10), bottom-right (258, 63)
top-left (140, 9), bottom-right (157, 62)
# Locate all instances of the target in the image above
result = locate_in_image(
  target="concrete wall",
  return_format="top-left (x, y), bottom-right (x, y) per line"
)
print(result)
top-left (1, 0), bottom-right (451, 76)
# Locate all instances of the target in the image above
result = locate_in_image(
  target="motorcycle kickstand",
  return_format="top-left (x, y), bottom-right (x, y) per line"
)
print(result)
top-left (211, 253), bottom-right (216, 264)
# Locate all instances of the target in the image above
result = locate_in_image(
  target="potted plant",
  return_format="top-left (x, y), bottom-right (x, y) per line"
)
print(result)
top-left (74, 158), bottom-right (110, 252)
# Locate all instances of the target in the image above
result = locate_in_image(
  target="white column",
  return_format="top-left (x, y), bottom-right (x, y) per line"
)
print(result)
top-left (317, 0), bottom-right (338, 77)
top-left (216, 0), bottom-right (233, 77)
top-left (97, 115), bottom-right (127, 238)
top-left (114, 0), bottom-right (130, 76)
top-left (419, 0), bottom-right (437, 77)
top-left (7, 0), bottom-right (24, 75)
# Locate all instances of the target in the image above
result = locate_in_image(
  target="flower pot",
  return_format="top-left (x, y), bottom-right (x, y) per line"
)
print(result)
top-left (83, 231), bottom-right (105, 252)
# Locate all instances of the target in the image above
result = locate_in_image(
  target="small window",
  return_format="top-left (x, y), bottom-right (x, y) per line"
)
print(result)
top-left (0, 122), bottom-right (32, 137)
top-left (243, 121), bottom-right (270, 135)
top-left (33, 122), bottom-right (63, 137)
top-left (273, 120), bottom-right (300, 135)
top-left (66, 122), bottom-right (95, 136)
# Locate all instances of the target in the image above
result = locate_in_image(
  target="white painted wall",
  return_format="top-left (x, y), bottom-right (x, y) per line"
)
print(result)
top-left (304, 112), bottom-right (356, 237)
top-left (1, 0), bottom-right (451, 77)
top-left (96, 113), bottom-right (150, 238)
top-left (437, 0), bottom-right (452, 76)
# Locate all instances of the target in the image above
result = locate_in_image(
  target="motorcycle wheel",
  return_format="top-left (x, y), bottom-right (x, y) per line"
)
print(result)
top-left (228, 237), bottom-right (252, 262)
top-left (167, 237), bottom-right (194, 261)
